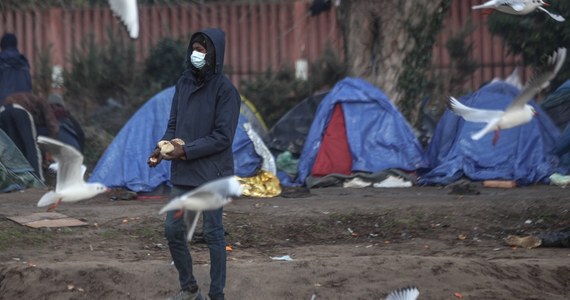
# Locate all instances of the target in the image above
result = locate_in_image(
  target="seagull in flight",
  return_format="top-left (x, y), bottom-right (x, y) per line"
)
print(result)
top-left (37, 136), bottom-right (108, 211)
top-left (159, 176), bottom-right (243, 241)
top-left (108, 0), bottom-right (139, 39)
top-left (385, 286), bottom-right (420, 300)
top-left (448, 47), bottom-right (567, 145)
top-left (472, 0), bottom-right (565, 22)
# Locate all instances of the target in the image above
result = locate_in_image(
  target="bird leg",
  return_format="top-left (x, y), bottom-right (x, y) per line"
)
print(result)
top-left (47, 198), bottom-right (62, 212)
top-left (174, 209), bottom-right (184, 219)
top-left (492, 129), bottom-right (500, 146)
top-left (186, 211), bottom-right (201, 242)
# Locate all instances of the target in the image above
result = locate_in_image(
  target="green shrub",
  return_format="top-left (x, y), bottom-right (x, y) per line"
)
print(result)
top-left (63, 28), bottom-right (138, 131)
top-left (239, 45), bottom-right (346, 128)
top-left (486, 1), bottom-right (570, 91)
top-left (143, 36), bottom-right (187, 91)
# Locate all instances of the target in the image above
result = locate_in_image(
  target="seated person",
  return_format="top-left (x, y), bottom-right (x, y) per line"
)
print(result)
top-left (48, 93), bottom-right (85, 153)
top-left (0, 93), bottom-right (58, 181)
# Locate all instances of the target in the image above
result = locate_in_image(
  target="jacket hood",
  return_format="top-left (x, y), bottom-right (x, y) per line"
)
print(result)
top-left (0, 49), bottom-right (29, 69)
top-left (188, 28), bottom-right (225, 75)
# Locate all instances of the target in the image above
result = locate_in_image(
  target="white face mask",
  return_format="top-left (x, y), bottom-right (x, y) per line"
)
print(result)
top-left (190, 51), bottom-right (206, 69)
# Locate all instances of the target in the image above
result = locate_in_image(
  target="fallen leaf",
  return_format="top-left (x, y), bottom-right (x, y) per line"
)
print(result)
top-left (226, 245), bottom-right (232, 251)
top-left (457, 234), bottom-right (467, 240)
top-left (454, 292), bottom-right (463, 299)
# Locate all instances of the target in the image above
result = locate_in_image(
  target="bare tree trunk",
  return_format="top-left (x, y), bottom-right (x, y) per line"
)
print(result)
top-left (337, 0), bottom-right (450, 123)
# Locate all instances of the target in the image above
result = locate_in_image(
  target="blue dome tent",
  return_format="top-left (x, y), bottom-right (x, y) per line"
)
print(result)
top-left (295, 77), bottom-right (429, 186)
top-left (419, 82), bottom-right (561, 186)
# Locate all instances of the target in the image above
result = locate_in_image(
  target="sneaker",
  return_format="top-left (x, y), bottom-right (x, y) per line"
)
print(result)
top-left (167, 288), bottom-right (203, 300)
top-left (204, 296), bottom-right (224, 300)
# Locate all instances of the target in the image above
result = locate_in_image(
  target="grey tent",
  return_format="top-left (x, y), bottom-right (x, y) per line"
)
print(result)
top-left (0, 129), bottom-right (44, 192)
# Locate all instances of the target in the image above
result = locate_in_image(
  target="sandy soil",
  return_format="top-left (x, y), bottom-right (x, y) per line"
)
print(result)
top-left (0, 183), bottom-right (569, 300)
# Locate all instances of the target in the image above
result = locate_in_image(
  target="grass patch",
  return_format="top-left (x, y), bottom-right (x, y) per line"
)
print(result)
top-left (98, 228), bottom-right (124, 240)
top-left (0, 222), bottom-right (55, 251)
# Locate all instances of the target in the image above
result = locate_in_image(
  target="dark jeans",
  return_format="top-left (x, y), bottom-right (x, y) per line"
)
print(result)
top-left (165, 185), bottom-right (227, 300)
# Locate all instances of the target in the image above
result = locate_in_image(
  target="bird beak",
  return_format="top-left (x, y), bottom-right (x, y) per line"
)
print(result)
top-left (533, 111), bottom-right (539, 116)
top-left (542, 2), bottom-right (550, 6)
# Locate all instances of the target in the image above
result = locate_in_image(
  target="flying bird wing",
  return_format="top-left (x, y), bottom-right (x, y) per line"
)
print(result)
top-left (537, 6), bottom-right (566, 21)
top-left (108, 0), bottom-right (139, 39)
top-left (159, 191), bottom-right (222, 214)
top-left (49, 162), bottom-right (87, 178)
top-left (37, 136), bottom-right (85, 191)
top-left (159, 177), bottom-right (241, 215)
top-left (448, 97), bottom-right (504, 123)
top-left (472, 0), bottom-right (498, 10)
top-left (506, 47), bottom-right (567, 112)
top-left (158, 196), bottom-right (183, 215)
top-left (385, 286), bottom-right (420, 300)
top-left (192, 176), bottom-right (243, 198)
top-left (504, 67), bottom-right (523, 90)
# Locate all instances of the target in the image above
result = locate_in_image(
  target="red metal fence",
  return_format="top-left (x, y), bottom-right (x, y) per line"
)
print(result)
top-left (433, 0), bottom-right (531, 90)
top-left (0, 0), bottom-right (527, 91)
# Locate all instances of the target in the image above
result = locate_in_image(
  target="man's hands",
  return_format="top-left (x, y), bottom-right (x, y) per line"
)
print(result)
top-left (162, 139), bottom-right (187, 160)
top-left (147, 139), bottom-right (186, 168)
top-left (147, 146), bottom-right (163, 168)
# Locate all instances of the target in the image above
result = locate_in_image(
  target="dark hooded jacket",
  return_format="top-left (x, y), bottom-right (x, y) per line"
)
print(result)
top-left (162, 28), bottom-right (241, 187)
top-left (0, 46), bottom-right (32, 104)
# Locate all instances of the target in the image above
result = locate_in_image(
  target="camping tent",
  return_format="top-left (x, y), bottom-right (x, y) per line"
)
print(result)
top-left (294, 77), bottom-right (429, 186)
top-left (541, 79), bottom-right (570, 130)
top-left (88, 86), bottom-right (274, 193)
top-left (419, 82), bottom-right (561, 186)
top-left (240, 95), bottom-right (269, 140)
top-left (266, 92), bottom-right (327, 154)
top-left (0, 129), bottom-right (44, 192)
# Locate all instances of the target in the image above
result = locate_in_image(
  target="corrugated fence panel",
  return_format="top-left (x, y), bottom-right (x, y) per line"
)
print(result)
top-left (433, 0), bottom-right (531, 90)
top-left (0, 0), bottom-right (531, 92)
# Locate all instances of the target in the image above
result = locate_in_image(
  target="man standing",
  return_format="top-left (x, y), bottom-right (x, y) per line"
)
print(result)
top-left (147, 28), bottom-right (240, 300)
top-left (0, 33), bottom-right (32, 104)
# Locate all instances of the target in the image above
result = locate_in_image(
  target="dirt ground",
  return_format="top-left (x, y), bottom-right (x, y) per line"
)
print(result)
top-left (0, 183), bottom-right (569, 300)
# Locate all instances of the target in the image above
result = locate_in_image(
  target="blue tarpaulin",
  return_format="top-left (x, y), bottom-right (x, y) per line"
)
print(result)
top-left (88, 86), bottom-right (261, 192)
top-left (295, 77), bottom-right (429, 185)
top-left (419, 82), bottom-right (561, 186)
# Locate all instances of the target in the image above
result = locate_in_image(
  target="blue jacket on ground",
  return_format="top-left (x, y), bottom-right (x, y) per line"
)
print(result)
top-left (162, 28), bottom-right (241, 187)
